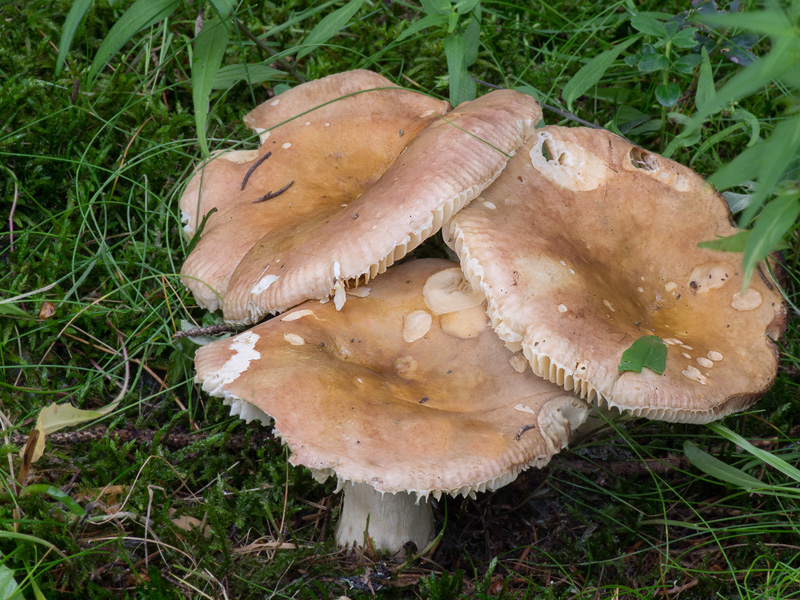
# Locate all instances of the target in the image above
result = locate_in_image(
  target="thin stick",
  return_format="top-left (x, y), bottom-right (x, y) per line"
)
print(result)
top-left (173, 324), bottom-right (238, 339)
top-left (252, 180), bottom-right (293, 203)
top-left (241, 151), bottom-right (271, 190)
top-left (233, 18), bottom-right (307, 84)
top-left (472, 77), bottom-right (605, 131)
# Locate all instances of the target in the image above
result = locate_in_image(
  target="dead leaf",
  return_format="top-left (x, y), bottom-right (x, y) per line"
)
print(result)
top-left (39, 301), bottom-right (56, 319)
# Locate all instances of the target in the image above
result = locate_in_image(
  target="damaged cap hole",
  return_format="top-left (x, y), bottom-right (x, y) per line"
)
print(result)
top-left (630, 148), bottom-right (659, 171)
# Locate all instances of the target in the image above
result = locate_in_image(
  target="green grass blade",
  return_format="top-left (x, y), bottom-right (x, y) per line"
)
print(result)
top-left (684, 440), bottom-right (766, 490)
top-left (192, 15), bottom-right (231, 157)
top-left (19, 485), bottom-right (85, 517)
top-left (696, 8), bottom-right (793, 38)
top-left (297, 0), bottom-right (365, 60)
top-left (562, 36), bottom-right (639, 112)
top-left (212, 63), bottom-right (283, 90)
top-left (87, 0), bottom-right (180, 86)
top-left (55, 0), bottom-right (94, 77)
top-left (740, 194), bottom-right (800, 291)
top-left (708, 423), bottom-right (800, 483)
top-left (396, 14), bottom-right (448, 42)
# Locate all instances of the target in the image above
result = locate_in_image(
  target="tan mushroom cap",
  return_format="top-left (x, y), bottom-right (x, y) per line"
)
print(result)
top-left (194, 259), bottom-right (589, 498)
top-left (180, 70), bottom-right (449, 312)
top-left (220, 88), bottom-right (541, 324)
top-left (445, 126), bottom-right (787, 423)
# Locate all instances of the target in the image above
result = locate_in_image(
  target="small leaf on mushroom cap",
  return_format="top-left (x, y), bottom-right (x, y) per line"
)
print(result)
top-left (445, 125), bottom-right (787, 424)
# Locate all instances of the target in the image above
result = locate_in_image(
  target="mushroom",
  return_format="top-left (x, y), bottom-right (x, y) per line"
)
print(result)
top-left (193, 259), bottom-right (590, 553)
top-left (180, 70), bottom-right (450, 314)
top-left (444, 125), bottom-right (786, 423)
top-left (180, 72), bottom-right (541, 324)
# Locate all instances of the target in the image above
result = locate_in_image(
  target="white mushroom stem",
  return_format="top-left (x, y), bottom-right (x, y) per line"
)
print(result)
top-left (335, 481), bottom-right (434, 555)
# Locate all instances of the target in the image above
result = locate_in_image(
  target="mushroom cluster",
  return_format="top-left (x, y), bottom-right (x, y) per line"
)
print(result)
top-left (180, 71), bottom-right (786, 555)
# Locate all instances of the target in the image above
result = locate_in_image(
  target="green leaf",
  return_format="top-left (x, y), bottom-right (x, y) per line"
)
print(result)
top-left (87, 0), bottom-right (180, 86)
top-left (20, 484), bottom-right (85, 516)
top-left (695, 46), bottom-right (715, 114)
top-left (55, 0), bottom-right (94, 77)
top-left (0, 303), bottom-right (34, 320)
top-left (209, 0), bottom-right (235, 16)
top-left (618, 335), bottom-right (667, 375)
top-left (444, 32), bottom-right (476, 106)
top-left (670, 27), bottom-right (699, 48)
top-left (631, 14), bottom-right (667, 37)
top-left (297, 0), bottom-right (365, 60)
top-left (696, 9), bottom-right (793, 38)
top-left (455, 0), bottom-right (481, 15)
top-left (741, 194), bottom-right (800, 290)
top-left (562, 36), bottom-right (639, 112)
top-left (739, 114), bottom-right (800, 225)
top-left (193, 15), bottom-right (231, 157)
top-left (637, 54), bottom-right (669, 72)
top-left (396, 13), bottom-right (448, 42)
top-left (420, 0), bottom-right (450, 15)
top-left (673, 53), bottom-right (702, 73)
top-left (697, 230), bottom-right (750, 252)
top-left (212, 63), bottom-right (283, 90)
top-left (0, 564), bottom-right (21, 600)
top-left (655, 82), bottom-right (680, 107)
top-left (463, 16), bottom-right (481, 66)
top-left (684, 441), bottom-right (767, 490)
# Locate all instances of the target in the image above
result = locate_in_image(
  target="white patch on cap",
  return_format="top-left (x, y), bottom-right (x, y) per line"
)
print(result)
top-left (482, 201), bottom-right (496, 209)
top-left (325, 122), bottom-right (331, 127)
top-left (333, 280), bottom-right (346, 311)
top-left (422, 267), bottom-right (484, 315)
top-left (509, 354), bottom-right (528, 374)
top-left (270, 99), bottom-right (280, 106)
top-left (681, 344), bottom-right (693, 350)
top-left (731, 289), bottom-right (762, 311)
top-left (282, 142), bottom-right (292, 149)
top-left (602, 299), bottom-right (615, 312)
top-left (283, 333), bottom-right (305, 346)
top-left (682, 366), bottom-right (707, 385)
top-left (529, 130), bottom-right (607, 191)
top-left (514, 403), bottom-right (536, 415)
top-left (682, 352), bottom-right (692, 359)
top-left (664, 281), bottom-right (677, 292)
top-left (346, 287), bottom-right (371, 298)
top-left (688, 263), bottom-right (733, 293)
top-left (282, 309), bottom-right (316, 322)
top-left (203, 331), bottom-right (261, 391)
top-left (251, 274), bottom-right (279, 294)
top-left (637, 287), bottom-right (644, 293)
top-left (697, 357), bottom-right (714, 368)
top-left (557, 304), bottom-right (568, 313)
top-left (403, 310), bottom-right (432, 343)
top-left (305, 121), bottom-right (311, 125)
top-left (708, 351), bottom-right (723, 362)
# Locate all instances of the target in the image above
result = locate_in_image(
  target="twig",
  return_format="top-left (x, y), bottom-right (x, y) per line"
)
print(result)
top-left (472, 77), bottom-right (606, 131)
top-left (241, 151), bottom-right (271, 190)
top-left (233, 18), bottom-right (306, 84)
top-left (173, 324), bottom-right (238, 339)
top-left (8, 170), bottom-right (18, 253)
top-left (252, 180), bottom-right (293, 203)
top-left (7, 425), bottom-right (272, 450)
